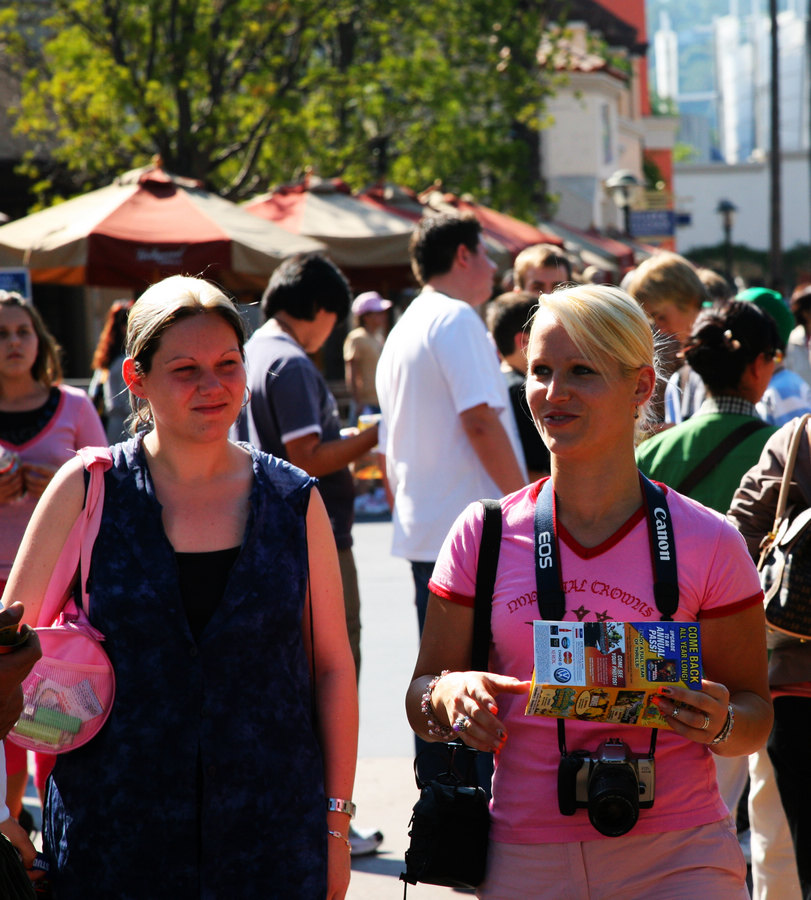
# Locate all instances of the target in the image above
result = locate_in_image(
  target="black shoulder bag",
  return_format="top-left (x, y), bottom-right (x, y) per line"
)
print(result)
top-left (400, 499), bottom-right (501, 893)
top-left (757, 412), bottom-right (811, 646)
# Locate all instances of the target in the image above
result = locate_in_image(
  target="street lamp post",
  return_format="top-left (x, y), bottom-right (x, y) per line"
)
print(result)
top-left (715, 199), bottom-right (737, 283)
top-left (606, 169), bottom-right (641, 237)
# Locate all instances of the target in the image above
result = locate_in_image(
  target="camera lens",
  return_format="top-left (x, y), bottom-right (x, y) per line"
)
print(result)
top-left (587, 763), bottom-right (640, 837)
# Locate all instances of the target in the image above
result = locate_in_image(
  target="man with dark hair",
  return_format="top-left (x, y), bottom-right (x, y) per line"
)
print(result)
top-left (259, 251), bottom-right (353, 321)
top-left (232, 253), bottom-right (383, 854)
top-left (376, 213), bottom-right (526, 633)
top-left (408, 214), bottom-right (482, 286)
top-left (486, 292), bottom-right (550, 481)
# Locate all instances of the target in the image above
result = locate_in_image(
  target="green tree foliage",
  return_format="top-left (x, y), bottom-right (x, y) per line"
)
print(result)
top-left (0, 0), bottom-right (566, 218)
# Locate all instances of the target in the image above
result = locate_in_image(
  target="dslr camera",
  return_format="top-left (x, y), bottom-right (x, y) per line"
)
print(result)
top-left (557, 738), bottom-right (655, 837)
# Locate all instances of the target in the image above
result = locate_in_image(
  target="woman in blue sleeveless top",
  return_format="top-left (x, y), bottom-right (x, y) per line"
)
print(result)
top-left (4, 276), bottom-right (358, 899)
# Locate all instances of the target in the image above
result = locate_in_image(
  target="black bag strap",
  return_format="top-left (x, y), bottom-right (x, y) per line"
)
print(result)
top-left (676, 418), bottom-right (770, 495)
top-left (402, 502), bottom-right (501, 897)
top-left (472, 499), bottom-right (502, 671)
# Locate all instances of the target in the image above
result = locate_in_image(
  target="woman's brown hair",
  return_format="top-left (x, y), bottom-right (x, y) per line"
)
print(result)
top-left (0, 290), bottom-right (63, 387)
top-left (91, 300), bottom-right (133, 371)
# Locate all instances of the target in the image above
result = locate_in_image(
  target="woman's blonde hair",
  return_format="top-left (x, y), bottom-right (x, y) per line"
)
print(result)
top-left (0, 291), bottom-right (63, 388)
top-left (126, 275), bottom-right (246, 433)
top-left (530, 284), bottom-right (662, 437)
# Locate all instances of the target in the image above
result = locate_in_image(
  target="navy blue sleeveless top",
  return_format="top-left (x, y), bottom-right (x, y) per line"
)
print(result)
top-left (44, 437), bottom-right (327, 898)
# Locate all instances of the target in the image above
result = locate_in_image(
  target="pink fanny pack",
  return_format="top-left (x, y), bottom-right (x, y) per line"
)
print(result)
top-left (8, 446), bottom-right (116, 754)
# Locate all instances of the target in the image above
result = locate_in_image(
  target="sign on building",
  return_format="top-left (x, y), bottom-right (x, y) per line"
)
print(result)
top-left (0, 268), bottom-right (32, 300)
top-left (629, 210), bottom-right (676, 239)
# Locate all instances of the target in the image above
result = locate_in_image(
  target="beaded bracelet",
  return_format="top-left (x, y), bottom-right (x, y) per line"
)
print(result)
top-left (328, 829), bottom-right (351, 850)
top-left (420, 670), bottom-right (453, 740)
top-left (710, 704), bottom-right (735, 745)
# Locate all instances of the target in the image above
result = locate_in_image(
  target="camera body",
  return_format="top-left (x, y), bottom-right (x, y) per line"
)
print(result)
top-left (558, 737), bottom-right (655, 837)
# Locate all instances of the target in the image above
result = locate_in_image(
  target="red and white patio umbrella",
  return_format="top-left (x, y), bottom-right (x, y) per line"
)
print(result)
top-left (243, 176), bottom-right (415, 270)
top-left (419, 188), bottom-right (565, 259)
top-left (0, 165), bottom-right (325, 290)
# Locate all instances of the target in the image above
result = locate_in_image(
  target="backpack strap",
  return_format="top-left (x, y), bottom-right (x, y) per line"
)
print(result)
top-left (471, 500), bottom-right (502, 671)
top-left (37, 446), bottom-right (113, 627)
top-left (676, 419), bottom-right (770, 496)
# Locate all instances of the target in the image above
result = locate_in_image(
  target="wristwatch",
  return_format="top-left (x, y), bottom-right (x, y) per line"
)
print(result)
top-left (326, 797), bottom-right (357, 819)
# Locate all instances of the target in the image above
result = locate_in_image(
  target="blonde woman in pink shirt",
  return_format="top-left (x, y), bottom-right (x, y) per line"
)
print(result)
top-left (0, 291), bottom-right (105, 829)
top-left (406, 284), bottom-right (773, 899)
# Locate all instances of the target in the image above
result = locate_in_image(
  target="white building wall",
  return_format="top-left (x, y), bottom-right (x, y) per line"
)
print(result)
top-left (543, 67), bottom-right (668, 233)
top-left (542, 70), bottom-right (636, 230)
top-left (545, 90), bottom-right (607, 177)
top-left (674, 152), bottom-right (811, 254)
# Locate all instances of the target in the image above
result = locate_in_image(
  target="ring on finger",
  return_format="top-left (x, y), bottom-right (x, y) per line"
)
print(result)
top-left (700, 712), bottom-right (710, 731)
top-left (453, 714), bottom-right (471, 733)
top-left (671, 705), bottom-right (681, 720)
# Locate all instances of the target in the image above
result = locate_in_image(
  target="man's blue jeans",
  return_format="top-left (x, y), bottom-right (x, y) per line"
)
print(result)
top-left (410, 560), bottom-right (435, 636)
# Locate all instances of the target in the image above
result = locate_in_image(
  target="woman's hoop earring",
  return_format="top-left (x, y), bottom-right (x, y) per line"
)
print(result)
top-left (241, 388), bottom-right (252, 409)
top-left (633, 404), bottom-right (640, 420)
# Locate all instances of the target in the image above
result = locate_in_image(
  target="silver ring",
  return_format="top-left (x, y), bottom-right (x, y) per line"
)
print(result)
top-left (453, 715), bottom-right (471, 733)
top-left (700, 713), bottom-right (710, 731)
top-left (671, 706), bottom-right (681, 720)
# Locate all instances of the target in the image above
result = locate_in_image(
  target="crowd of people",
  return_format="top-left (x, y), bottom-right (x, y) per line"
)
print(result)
top-left (0, 210), bottom-right (808, 899)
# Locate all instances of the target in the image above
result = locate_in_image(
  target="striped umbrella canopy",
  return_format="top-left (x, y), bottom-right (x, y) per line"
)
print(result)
top-left (0, 165), bottom-right (324, 290)
top-left (243, 176), bottom-right (415, 270)
top-left (419, 188), bottom-right (565, 259)
top-left (357, 183), bottom-right (514, 273)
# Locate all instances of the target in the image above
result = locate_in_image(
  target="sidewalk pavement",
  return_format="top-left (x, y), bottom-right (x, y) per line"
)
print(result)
top-left (350, 757), bottom-right (464, 900)
top-left (348, 517), bottom-right (464, 899)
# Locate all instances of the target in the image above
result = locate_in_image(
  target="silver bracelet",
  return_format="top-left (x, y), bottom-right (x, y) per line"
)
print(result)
top-left (420, 670), bottom-right (453, 740)
top-left (710, 704), bottom-right (735, 745)
top-left (327, 829), bottom-right (351, 850)
top-left (326, 797), bottom-right (356, 819)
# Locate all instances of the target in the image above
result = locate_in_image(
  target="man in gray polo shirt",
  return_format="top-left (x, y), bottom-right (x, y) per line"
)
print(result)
top-left (232, 252), bottom-right (382, 855)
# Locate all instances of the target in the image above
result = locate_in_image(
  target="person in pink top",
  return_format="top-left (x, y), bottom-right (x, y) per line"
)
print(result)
top-left (406, 283), bottom-right (774, 899)
top-left (0, 291), bottom-right (105, 829)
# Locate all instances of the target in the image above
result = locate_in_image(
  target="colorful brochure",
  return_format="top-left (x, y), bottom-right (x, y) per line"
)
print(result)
top-left (525, 620), bottom-right (702, 728)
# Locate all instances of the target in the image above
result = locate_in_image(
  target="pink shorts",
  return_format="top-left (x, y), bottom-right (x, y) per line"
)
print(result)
top-left (477, 816), bottom-right (748, 900)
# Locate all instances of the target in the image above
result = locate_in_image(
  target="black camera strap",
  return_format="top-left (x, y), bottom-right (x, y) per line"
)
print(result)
top-left (532, 473), bottom-right (679, 758)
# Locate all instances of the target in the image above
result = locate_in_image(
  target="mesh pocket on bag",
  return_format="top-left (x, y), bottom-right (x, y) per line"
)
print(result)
top-left (8, 628), bottom-right (115, 754)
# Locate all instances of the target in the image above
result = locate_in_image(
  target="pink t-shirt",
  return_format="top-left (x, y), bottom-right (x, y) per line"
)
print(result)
top-left (429, 478), bottom-right (763, 844)
top-left (0, 385), bottom-right (106, 579)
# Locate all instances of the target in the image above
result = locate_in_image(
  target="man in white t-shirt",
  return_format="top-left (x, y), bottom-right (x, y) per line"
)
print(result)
top-left (376, 212), bottom-right (527, 634)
